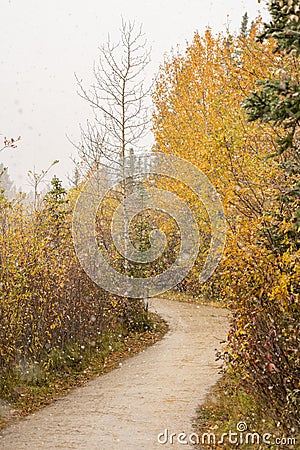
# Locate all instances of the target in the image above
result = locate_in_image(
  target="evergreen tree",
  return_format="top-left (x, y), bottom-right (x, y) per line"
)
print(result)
top-left (240, 12), bottom-right (249, 37)
top-left (243, 0), bottom-right (300, 154)
top-left (242, 0), bottom-right (300, 429)
top-left (43, 176), bottom-right (70, 245)
top-left (243, 0), bottom-right (300, 253)
top-left (0, 164), bottom-right (17, 200)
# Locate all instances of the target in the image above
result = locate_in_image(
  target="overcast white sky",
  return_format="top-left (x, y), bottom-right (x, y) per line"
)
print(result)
top-left (0, 0), bottom-right (268, 191)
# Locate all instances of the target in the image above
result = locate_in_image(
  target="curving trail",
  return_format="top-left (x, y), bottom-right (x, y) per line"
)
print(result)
top-left (0, 298), bottom-right (229, 449)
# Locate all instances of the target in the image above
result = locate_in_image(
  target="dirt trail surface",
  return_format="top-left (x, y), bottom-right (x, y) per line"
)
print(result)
top-left (0, 297), bottom-right (229, 450)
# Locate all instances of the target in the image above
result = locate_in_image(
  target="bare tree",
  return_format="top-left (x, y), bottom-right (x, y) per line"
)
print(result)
top-left (28, 160), bottom-right (59, 211)
top-left (75, 19), bottom-right (152, 175)
top-left (74, 20), bottom-right (152, 284)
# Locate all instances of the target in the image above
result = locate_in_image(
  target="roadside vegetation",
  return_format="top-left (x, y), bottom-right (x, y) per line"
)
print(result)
top-left (0, 172), bottom-right (168, 428)
top-left (0, 0), bottom-right (299, 443)
top-left (0, 21), bottom-right (169, 429)
top-left (152, 0), bottom-right (299, 442)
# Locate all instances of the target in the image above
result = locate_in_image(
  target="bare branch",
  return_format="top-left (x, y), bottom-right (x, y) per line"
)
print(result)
top-left (0, 135), bottom-right (21, 153)
top-left (74, 19), bottom-right (152, 173)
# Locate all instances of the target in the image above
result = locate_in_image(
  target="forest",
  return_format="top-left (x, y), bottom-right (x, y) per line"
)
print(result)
top-left (0, 0), bottom-right (299, 445)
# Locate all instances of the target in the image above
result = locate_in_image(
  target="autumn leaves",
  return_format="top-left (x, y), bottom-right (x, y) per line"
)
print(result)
top-left (152, 17), bottom-right (299, 431)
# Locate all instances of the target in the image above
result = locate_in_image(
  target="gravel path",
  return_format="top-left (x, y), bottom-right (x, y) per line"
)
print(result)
top-left (0, 297), bottom-right (229, 449)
